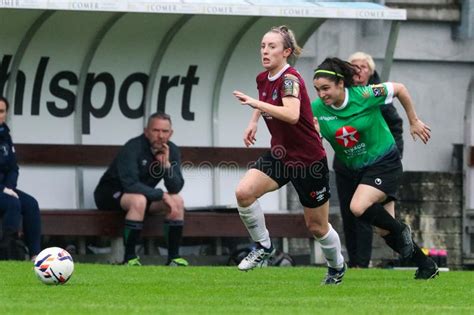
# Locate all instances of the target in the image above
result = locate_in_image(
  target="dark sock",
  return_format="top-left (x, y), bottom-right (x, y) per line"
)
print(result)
top-left (123, 220), bottom-right (143, 262)
top-left (382, 233), bottom-right (397, 252)
top-left (383, 234), bottom-right (428, 267)
top-left (358, 203), bottom-right (403, 235)
top-left (164, 220), bottom-right (183, 261)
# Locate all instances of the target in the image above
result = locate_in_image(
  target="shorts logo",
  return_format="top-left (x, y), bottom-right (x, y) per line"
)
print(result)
top-left (310, 187), bottom-right (326, 202)
top-left (375, 178), bottom-right (382, 185)
top-left (142, 159), bottom-right (148, 166)
top-left (335, 126), bottom-right (360, 148)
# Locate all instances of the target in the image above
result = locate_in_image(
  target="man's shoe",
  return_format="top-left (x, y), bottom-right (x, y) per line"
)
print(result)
top-left (167, 257), bottom-right (189, 267)
top-left (396, 223), bottom-right (414, 260)
top-left (415, 258), bottom-right (439, 280)
top-left (125, 257), bottom-right (142, 266)
top-left (238, 244), bottom-right (275, 271)
top-left (321, 263), bottom-right (346, 285)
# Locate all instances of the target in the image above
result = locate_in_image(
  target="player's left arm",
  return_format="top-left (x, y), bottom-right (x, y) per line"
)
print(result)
top-left (392, 82), bottom-right (431, 144)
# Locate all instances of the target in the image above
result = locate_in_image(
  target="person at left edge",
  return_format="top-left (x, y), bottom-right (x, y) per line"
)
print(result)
top-left (94, 112), bottom-right (187, 267)
top-left (0, 96), bottom-right (41, 261)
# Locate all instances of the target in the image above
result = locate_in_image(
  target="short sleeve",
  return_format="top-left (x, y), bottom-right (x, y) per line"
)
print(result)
top-left (280, 74), bottom-right (301, 98)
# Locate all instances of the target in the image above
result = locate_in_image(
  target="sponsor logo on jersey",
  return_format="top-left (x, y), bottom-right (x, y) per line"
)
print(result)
top-left (319, 116), bottom-right (337, 121)
top-left (335, 126), bottom-right (360, 148)
top-left (371, 84), bottom-right (386, 97)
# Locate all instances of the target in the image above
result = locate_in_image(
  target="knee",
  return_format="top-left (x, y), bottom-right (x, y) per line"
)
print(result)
top-left (126, 195), bottom-right (147, 215)
top-left (235, 184), bottom-right (255, 207)
top-left (167, 195), bottom-right (185, 220)
top-left (306, 220), bottom-right (329, 238)
top-left (350, 200), bottom-right (368, 217)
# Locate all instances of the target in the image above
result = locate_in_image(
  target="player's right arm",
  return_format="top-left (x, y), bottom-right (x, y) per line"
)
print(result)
top-left (243, 110), bottom-right (261, 147)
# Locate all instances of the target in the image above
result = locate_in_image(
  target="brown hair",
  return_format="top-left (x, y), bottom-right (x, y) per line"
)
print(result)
top-left (268, 25), bottom-right (302, 58)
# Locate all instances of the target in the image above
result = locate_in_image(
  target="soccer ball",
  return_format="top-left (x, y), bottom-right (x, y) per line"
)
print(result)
top-left (33, 247), bottom-right (74, 285)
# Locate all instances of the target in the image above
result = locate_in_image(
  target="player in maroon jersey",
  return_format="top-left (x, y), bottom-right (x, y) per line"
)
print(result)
top-left (232, 25), bottom-right (346, 285)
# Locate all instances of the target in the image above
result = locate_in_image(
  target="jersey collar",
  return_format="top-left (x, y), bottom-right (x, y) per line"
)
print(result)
top-left (330, 88), bottom-right (349, 110)
top-left (268, 64), bottom-right (290, 82)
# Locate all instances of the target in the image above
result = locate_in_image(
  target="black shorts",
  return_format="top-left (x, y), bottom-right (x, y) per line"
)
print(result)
top-left (251, 151), bottom-right (331, 208)
top-left (94, 184), bottom-right (124, 211)
top-left (337, 149), bottom-right (403, 202)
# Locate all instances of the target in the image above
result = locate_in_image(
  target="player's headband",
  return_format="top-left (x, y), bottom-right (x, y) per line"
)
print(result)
top-left (314, 69), bottom-right (344, 78)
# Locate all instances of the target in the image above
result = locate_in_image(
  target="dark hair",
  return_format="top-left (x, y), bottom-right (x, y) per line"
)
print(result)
top-left (147, 112), bottom-right (172, 127)
top-left (313, 57), bottom-right (357, 87)
top-left (268, 25), bottom-right (302, 58)
top-left (0, 96), bottom-right (10, 111)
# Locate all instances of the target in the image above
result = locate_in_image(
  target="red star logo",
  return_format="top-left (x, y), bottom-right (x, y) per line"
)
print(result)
top-left (335, 126), bottom-right (359, 148)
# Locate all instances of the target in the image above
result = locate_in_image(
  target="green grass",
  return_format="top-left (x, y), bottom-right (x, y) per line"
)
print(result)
top-left (0, 262), bottom-right (472, 315)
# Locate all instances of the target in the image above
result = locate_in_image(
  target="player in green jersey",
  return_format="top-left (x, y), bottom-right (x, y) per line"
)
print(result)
top-left (311, 57), bottom-right (438, 280)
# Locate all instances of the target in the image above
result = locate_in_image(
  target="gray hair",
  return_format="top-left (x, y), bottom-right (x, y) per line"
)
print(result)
top-left (348, 51), bottom-right (375, 75)
top-left (147, 112), bottom-right (172, 127)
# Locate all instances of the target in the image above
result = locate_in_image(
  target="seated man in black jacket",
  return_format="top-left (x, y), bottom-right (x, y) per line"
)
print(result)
top-left (94, 112), bottom-right (186, 266)
top-left (334, 52), bottom-right (404, 268)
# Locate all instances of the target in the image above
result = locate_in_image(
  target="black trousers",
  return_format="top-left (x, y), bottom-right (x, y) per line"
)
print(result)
top-left (334, 158), bottom-right (373, 268)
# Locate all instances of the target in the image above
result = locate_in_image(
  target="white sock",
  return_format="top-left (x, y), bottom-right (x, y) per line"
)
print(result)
top-left (238, 200), bottom-right (271, 248)
top-left (315, 224), bottom-right (345, 269)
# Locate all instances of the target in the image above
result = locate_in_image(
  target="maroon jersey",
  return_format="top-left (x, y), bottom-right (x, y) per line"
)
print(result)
top-left (256, 65), bottom-right (326, 165)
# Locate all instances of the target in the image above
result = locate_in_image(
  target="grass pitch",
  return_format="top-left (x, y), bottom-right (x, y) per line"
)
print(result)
top-left (0, 261), bottom-right (472, 315)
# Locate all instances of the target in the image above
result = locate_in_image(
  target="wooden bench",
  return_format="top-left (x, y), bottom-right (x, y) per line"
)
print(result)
top-left (16, 144), bottom-right (319, 263)
top-left (40, 208), bottom-right (314, 263)
top-left (40, 209), bottom-right (311, 238)
top-left (41, 208), bottom-right (315, 262)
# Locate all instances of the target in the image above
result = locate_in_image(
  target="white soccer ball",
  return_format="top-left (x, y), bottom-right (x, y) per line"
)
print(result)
top-left (33, 247), bottom-right (74, 285)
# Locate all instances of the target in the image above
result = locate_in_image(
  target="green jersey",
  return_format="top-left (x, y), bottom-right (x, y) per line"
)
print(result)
top-left (311, 83), bottom-right (396, 170)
